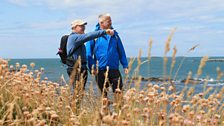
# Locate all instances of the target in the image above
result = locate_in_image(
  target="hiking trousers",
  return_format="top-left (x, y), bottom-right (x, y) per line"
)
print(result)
top-left (95, 69), bottom-right (123, 96)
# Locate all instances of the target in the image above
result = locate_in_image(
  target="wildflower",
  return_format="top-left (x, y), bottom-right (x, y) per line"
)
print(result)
top-left (188, 111), bottom-right (194, 118)
top-left (102, 115), bottom-right (114, 125)
top-left (40, 67), bottom-right (44, 72)
top-left (147, 83), bottom-right (153, 88)
top-left (51, 114), bottom-right (59, 120)
top-left (139, 94), bottom-right (144, 99)
top-left (37, 107), bottom-right (44, 113)
top-left (168, 86), bottom-right (173, 91)
top-left (37, 120), bottom-right (46, 125)
top-left (160, 87), bottom-right (166, 91)
top-left (15, 62), bottom-right (20, 68)
top-left (121, 104), bottom-right (129, 110)
top-left (44, 77), bottom-right (48, 80)
top-left (148, 92), bottom-right (154, 97)
top-left (45, 107), bottom-right (51, 111)
top-left (143, 97), bottom-right (149, 102)
top-left (214, 114), bottom-right (220, 119)
top-left (133, 108), bottom-right (140, 114)
top-left (121, 120), bottom-right (129, 125)
top-left (30, 62), bottom-right (35, 68)
top-left (200, 110), bottom-right (205, 115)
top-left (183, 119), bottom-right (194, 125)
top-left (216, 94), bottom-right (221, 99)
top-left (23, 111), bottom-right (29, 117)
top-left (153, 85), bottom-right (159, 90)
top-left (9, 65), bottom-right (14, 69)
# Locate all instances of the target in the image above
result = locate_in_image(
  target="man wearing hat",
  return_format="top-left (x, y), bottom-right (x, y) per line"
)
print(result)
top-left (67, 19), bottom-right (114, 91)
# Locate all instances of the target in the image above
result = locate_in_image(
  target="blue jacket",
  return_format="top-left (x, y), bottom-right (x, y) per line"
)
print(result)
top-left (86, 24), bottom-right (128, 70)
top-left (66, 30), bottom-right (106, 67)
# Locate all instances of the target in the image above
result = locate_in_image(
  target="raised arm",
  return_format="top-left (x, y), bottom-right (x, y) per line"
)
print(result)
top-left (69, 30), bottom-right (105, 49)
top-left (69, 29), bottom-right (114, 51)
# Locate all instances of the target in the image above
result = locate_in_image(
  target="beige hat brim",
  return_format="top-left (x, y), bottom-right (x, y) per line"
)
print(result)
top-left (80, 22), bottom-right (87, 25)
top-left (71, 20), bottom-right (87, 28)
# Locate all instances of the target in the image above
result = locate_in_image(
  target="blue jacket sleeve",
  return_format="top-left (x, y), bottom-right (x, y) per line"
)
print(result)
top-left (86, 40), bottom-right (96, 70)
top-left (116, 35), bottom-right (128, 68)
top-left (69, 30), bottom-right (106, 54)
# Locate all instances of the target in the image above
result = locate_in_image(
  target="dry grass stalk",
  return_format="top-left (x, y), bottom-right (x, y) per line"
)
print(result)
top-left (164, 28), bottom-right (176, 80)
top-left (164, 28), bottom-right (176, 54)
top-left (203, 76), bottom-right (209, 93)
top-left (148, 38), bottom-right (153, 82)
top-left (197, 56), bottom-right (209, 77)
top-left (124, 57), bottom-right (135, 89)
top-left (102, 66), bottom-right (109, 98)
top-left (69, 57), bottom-right (80, 87)
top-left (132, 49), bottom-right (144, 84)
top-left (148, 38), bottom-right (153, 61)
top-left (134, 49), bottom-right (142, 78)
top-left (216, 67), bottom-right (223, 81)
top-left (138, 49), bottom-right (142, 66)
top-left (170, 46), bottom-right (177, 76)
top-left (168, 46), bottom-right (177, 92)
top-left (173, 44), bottom-right (199, 81)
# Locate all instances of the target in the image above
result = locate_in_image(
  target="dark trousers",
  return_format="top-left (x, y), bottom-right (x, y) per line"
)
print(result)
top-left (95, 69), bottom-right (123, 96)
top-left (67, 66), bottom-right (88, 90)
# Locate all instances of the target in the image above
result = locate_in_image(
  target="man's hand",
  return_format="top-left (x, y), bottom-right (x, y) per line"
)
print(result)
top-left (124, 68), bottom-right (129, 75)
top-left (93, 69), bottom-right (98, 75)
top-left (106, 29), bottom-right (114, 36)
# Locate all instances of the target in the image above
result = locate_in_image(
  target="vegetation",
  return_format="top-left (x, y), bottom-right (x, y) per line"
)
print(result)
top-left (0, 30), bottom-right (223, 125)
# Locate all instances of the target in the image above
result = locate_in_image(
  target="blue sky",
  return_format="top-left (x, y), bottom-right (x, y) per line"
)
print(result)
top-left (0, 0), bottom-right (224, 59)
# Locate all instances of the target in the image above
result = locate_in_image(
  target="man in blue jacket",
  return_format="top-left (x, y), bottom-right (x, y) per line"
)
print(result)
top-left (67, 19), bottom-right (114, 91)
top-left (86, 14), bottom-right (128, 96)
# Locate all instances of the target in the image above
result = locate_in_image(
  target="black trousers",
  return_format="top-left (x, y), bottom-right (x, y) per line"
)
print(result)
top-left (95, 69), bottom-right (123, 96)
top-left (67, 66), bottom-right (88, 89)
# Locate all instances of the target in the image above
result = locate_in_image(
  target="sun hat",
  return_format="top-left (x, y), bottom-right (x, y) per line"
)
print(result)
top-left (71, 19), bottom-right (87, 28)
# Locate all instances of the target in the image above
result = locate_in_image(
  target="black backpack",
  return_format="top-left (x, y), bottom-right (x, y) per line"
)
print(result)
top-left (57, 35), bottom-right (69, 64)
top-left (57, 34), bottom-right (83, 66)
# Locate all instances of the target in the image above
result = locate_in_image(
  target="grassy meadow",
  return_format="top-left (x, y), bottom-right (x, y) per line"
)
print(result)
top-left (0, 30), bottom-right (224, 126)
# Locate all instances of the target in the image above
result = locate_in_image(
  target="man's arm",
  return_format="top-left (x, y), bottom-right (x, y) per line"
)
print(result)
top-left (69, 30), bottom-right (105, 50)
top-left (116, 35), bottom-right (128, 71)
top-left (69, 29), bottom-right (114, 52)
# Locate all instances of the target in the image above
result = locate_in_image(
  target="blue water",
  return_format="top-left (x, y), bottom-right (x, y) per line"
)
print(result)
top-left (8, 57), bottom-right (224, 92)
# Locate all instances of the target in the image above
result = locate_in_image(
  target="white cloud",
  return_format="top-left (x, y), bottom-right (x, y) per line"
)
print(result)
top-left (4, 0), bottom-right (224, 57)
top-left (7, 0), bottom-right (224, 25)
top-left (29, 20), bottom-right (69, 30)
top-left (189, 15), bottom-right (224, 24)
top-left (7, 0), bottom-right (28, 6)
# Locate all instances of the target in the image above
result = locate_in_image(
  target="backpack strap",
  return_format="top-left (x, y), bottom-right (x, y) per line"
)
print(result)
top-left (67, 47), bottom-right (76, 57)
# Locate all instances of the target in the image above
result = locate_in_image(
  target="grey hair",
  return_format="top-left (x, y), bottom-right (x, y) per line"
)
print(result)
top-left (98, 13), bottom-right (111, 23)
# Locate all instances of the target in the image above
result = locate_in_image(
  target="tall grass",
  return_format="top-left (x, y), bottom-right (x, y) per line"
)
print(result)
top-left (0, 30), bottom-right (224, 126)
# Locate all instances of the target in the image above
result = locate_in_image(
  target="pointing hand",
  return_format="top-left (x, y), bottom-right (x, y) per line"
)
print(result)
top-left (106, 29), bottom-right (114, 36)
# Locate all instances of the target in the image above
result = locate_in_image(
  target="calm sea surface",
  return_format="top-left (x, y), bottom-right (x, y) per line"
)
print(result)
top-left (8, 57), bottom-right (224, 93)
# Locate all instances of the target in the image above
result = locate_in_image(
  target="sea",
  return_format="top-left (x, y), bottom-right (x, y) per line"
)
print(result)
top-left (8, 57), bottom-right (224, 94)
